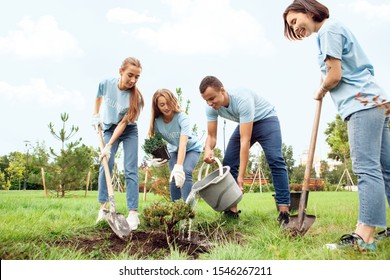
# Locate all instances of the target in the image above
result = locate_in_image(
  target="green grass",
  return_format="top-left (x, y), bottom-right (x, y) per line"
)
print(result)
top-left (0, 190), bottom-right (389, 260)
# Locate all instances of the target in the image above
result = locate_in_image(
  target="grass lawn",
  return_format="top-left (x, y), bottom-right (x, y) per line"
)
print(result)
top-left (0, 190), bottom-right (389, 260)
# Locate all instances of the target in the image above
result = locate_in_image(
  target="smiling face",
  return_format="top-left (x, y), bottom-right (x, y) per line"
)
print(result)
top-left (156, 96), bottom-right (173, 118)
top-left (201, 86), bottom-right (226, 110)
top-left (118, 64), bottom-right (141, 91)
top-left (286, 11), bottom-right (317, 39)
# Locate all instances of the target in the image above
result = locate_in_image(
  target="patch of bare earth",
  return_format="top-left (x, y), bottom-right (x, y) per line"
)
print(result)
top-left (55, 225), bottom-right (243, 259)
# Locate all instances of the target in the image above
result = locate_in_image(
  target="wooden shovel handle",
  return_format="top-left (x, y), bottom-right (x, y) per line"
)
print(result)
top-left (302, 100), bottom-right (322, 191)
top-left (97, 125), bottom-right (114, 197)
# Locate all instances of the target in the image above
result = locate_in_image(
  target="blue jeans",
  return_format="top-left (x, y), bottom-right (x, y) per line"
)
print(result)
top-left (98, 124), bottom-right (139, 211)
top-left (223, 116), bottom-right (290, 206)
top-left (347, 107), bottom-right (390, 228)
top-left (168, 150), bottom-right (200, 202)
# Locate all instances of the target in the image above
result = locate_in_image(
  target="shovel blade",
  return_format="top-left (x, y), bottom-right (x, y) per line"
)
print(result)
top-left (285, 214), bottom-right (316, 236)
top-left (106, 212), bottom-right (131, 239)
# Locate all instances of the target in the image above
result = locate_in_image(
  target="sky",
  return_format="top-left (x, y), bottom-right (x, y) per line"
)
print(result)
top-left (1, 0), bottom-right (389, 167)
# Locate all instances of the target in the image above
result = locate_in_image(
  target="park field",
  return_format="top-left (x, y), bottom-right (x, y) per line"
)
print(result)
top-left (0, 190), bottom-right (389, 260)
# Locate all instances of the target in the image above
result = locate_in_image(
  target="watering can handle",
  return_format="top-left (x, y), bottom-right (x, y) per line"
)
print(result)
top-left (197, 157), bottom-right (224, 181)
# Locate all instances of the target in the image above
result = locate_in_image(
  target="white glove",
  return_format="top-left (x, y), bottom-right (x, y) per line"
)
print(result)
top-left (169, 164), bottom-right (185, 188)
top-left (151, 158), bottom-right (167, 167)
top-left (99, 144), bottom-right (111, 162)
top-left (91, 113), bottom-right (102, 131)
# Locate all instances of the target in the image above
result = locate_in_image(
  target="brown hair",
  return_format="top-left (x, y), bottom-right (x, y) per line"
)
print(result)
top-left (121, 57), bottom-right (144, 122)
top-left (283, 0), bottom-right (329, 40)
top-left (148, 89), bottom-right (181, 137)
top-left (199, 76), bottom-right (223, 94)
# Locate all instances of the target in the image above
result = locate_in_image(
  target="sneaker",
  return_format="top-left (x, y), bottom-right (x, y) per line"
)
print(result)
top-left (126, 212), bottom-right (140, 230)
top-left (356, 238), bottom-right (377, 252)
top-left (96, 208), bottom-right (108, 223)
top-left (277, 211), bottom-right (290, 227)
top-left (223, 209), bottom-right (241, 219)
top-left (375, 227), bottom-right (390, 240)
top-left (325, 233), bottom-right (377, 252)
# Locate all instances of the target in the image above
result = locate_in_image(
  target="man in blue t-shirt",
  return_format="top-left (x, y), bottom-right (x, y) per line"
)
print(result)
top-left (199, 76), bottom-right (290, 226)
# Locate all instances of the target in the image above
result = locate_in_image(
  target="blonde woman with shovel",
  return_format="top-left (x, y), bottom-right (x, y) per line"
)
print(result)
top-left (92, 57), bottom-right (144, 230)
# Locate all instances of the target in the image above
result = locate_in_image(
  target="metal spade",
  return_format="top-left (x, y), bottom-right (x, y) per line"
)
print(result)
top-left (97, 125), bottom-right (131, 239)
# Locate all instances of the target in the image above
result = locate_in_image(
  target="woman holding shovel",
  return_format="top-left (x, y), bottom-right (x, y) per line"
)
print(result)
top-left (283, 0), bottom-right (390, 251)
top-left (92, 57), bottom-right (144, 230)
top-left (148, 89), bottom-right (203, 202)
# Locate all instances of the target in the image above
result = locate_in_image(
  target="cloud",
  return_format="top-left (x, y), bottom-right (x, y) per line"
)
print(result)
top-left (0, 16), bottom-right (83, 60)
top-left (0, 79), bottom-right (85, 110)
top-left (349, 0), bottom-right (390, 21)
top-left (120, 0), bottom-right (273, 56)
top-left (106, 8), bottom-right (158, 24)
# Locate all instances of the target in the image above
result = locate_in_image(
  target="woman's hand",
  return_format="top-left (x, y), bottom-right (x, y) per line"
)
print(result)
top-left (151, 158), bottom-right (167, 167)
top-left (99, 144), bottom-right (111, 161)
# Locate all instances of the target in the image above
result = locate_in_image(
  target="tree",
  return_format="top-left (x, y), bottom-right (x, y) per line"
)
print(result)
top-left (319, 160), bottom-right (330, 182)
top-left (48, 112), bottom-right (93, 197)
top-left (324, 114), bottom-right (349, 163)
top-left (5, 152), bottom-right (25, 190)
top-left (257, 143), bottom-right (294, 184)
top-left (290, 164), bottom-right (316, 184)
top-left (0, 171), bottom-right (10, 190)
top-left (52, 144), bottom-right (95, 197)
top-left (324, 114), bottom-right (355, 186)
top-left (48, 112), bottom-right (80, 152)
top-left (282, 144), bottom-right (295, 180)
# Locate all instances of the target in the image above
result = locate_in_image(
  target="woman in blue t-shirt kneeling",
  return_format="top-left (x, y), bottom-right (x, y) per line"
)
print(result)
top-left (148, 89), bottom-right (203, 202)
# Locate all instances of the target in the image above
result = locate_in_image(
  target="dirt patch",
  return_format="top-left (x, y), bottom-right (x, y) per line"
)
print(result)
top-left (55, 224), bottom-right (242, 259)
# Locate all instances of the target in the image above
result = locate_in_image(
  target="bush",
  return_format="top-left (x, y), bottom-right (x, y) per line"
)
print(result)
top-left (142, 133), bottom-right (167, 155)
top-left (142, 200), bottom-right (195, 238)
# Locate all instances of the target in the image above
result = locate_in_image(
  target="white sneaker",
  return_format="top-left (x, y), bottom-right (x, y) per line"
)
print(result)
top-left (126, 212), bottom-right (140, 230)
top-left (96, 208), bottom-right (108, 223)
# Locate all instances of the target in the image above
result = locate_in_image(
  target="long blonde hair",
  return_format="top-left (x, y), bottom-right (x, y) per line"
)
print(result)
top-left (148, 89), bottom-right (181, 137)
top-left (121, 57), bottom-right (144, 122)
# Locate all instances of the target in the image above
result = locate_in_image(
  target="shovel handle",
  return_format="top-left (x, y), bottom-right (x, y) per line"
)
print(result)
top-left (302, 100), bottom-right (322, 191)
top-left (297, 100), bottom-right (322, 228)
top-left (97, 125), bottom-right (115, 197)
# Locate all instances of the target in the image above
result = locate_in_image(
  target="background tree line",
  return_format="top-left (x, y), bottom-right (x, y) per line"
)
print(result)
top-left (3, 87), bottom-right (382, 196)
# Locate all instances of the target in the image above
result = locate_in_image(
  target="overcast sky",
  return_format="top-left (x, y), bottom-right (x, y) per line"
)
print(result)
top-left (1, 0), bottom-right (389, 166)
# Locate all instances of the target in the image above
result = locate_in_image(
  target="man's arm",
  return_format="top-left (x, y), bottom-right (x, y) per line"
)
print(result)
top-left (237, 122), bottom-right (253, 191)
top-left (203, 121), bottom-right (218, 163)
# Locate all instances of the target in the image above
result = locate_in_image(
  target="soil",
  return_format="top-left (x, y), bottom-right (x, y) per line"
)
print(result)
top-left (55, 224), bottom-right (242, 260)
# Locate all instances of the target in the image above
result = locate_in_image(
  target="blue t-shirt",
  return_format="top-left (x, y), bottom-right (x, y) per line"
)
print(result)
top-left (205, 88), bottom-right (277, 123)
top-left (96, 78), bottom-right (137, 130)
top-left (317, 18), bottom-right (388, 120)
top-left (154, 112), bottom-right (203, 153)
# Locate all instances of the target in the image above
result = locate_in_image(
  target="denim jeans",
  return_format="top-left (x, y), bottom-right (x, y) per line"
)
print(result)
top-left (168, 150), bottom-right (200, 202)
top-left (98, 124), bottom-right (139, 211)
top-left (347, 107), bottom-right (390, 228)
top-left (223, 116), bottom-right (290, 206)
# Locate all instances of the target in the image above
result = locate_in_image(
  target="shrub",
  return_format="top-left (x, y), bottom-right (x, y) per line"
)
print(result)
top-left (142, 200), bottom-right (195, 239)
top-left (142, 133), bottom-right (167, 155)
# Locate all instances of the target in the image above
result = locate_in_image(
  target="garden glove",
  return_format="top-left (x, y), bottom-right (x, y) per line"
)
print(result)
top-left (169, 164), bottom-right (185, 188)
top-left (91, 113), bottom-right (102, 131)
top-left (99, 144), bottom-right (111, 162)
top-left (151, 158), bottom-right (167, 167)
